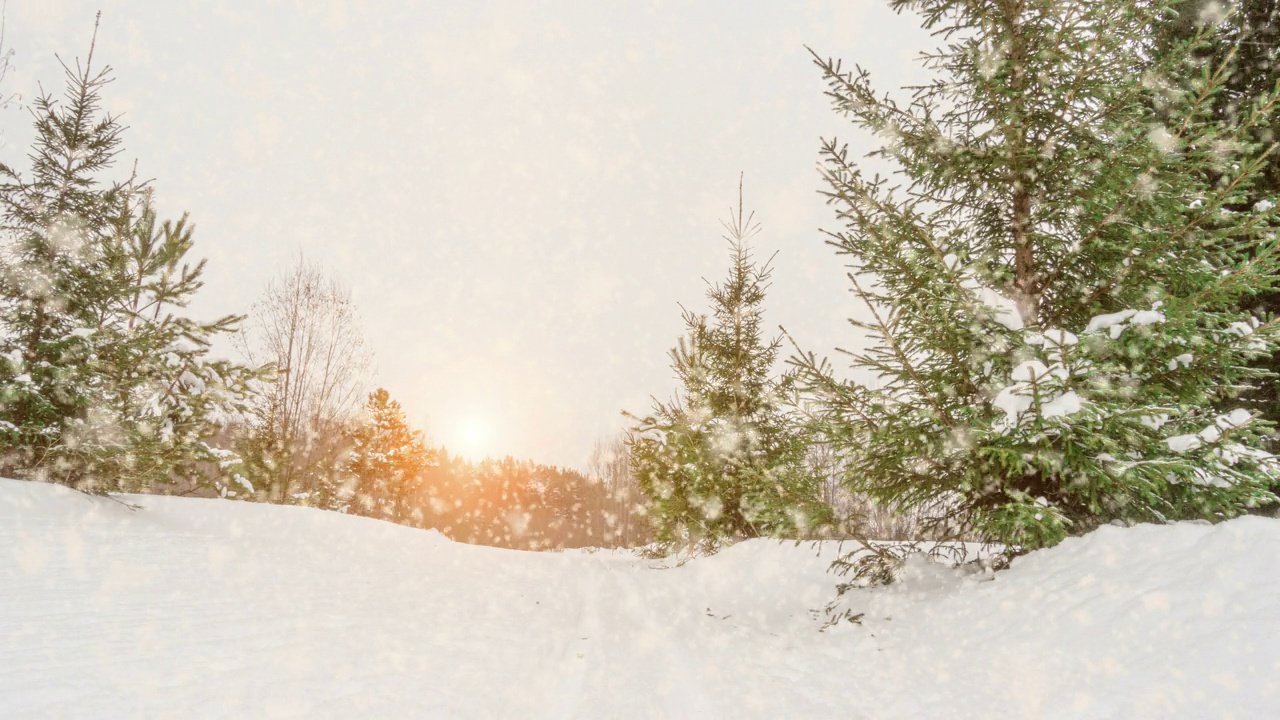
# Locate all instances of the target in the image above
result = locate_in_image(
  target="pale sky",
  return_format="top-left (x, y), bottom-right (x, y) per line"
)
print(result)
top-left (1, 0), bottom-right (932, 469)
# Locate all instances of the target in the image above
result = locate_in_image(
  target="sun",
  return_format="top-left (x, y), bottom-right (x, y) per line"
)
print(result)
top-left (456, 415), bottom-right (491, 459)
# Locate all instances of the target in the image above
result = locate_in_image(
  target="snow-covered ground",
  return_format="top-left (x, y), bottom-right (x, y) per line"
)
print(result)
top-left (2, 477), bottom-right (1277, 718)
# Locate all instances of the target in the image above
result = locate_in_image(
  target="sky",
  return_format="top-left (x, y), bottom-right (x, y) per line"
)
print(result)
top-left (0, 0), bottom-right (933, 470)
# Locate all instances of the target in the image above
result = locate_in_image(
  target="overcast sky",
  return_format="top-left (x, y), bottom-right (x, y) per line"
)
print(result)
top-left (1, 0), bottom-right (933, 469)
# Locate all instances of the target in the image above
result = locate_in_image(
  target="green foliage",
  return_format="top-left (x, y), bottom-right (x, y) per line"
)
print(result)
top-left (629, 191), bottom-right (830, 547)
top-left (0, 35), bottom-right (254, 492)
top-left (795, 0), bottom-right (1280, 553)
top-left (1160, 2), bottom-right (1280, 488)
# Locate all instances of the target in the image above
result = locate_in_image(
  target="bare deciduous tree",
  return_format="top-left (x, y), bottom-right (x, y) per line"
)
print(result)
top-left (235, 256), bottom-right (371, 501)
top-left (805, 435), bottom-right (973, 542)
top-left (0, 2), bottom-right (19, 114)
top-left (588, 433), bottom-right (647, 547)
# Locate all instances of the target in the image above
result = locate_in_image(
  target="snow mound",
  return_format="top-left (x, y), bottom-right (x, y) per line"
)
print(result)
top-left (2, 478), bottom-right (1278, 718)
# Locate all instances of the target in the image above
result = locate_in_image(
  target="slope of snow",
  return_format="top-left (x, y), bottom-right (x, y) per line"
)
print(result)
top-left (2, 478), bottom-right (1277, 718)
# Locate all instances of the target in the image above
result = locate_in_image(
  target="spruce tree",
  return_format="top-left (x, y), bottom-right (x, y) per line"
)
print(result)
top-left (1161, 2), bottom-right (1280, 440)
top-left (0, 38), bottom-right (124, 476)
top-left (794, 0), bottom-right (1280, 556)
top-left (0, 29), bottom-right (253, 492)
top-left (345, 388), bottom-right (434, 522)
top-left (89, 190), bottom-right (256, 493)
top-left (629, 185), bottom-right (829, 547)
top-left (1159, 0), bottom-right (1280, 508)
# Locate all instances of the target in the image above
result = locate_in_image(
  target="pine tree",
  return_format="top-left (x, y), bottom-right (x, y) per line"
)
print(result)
top-left (0, 26), bottom-right (253, 492)
top-left (793, 0), bottom-right (1280, 557)
top-left (345, 388), bottom-right (435, 522)
top-left (628, 185), bottom-right (829, 547)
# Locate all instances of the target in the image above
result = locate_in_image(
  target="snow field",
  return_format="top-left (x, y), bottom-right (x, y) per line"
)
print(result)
top-left (2, 478), bottom-right (1277, 718)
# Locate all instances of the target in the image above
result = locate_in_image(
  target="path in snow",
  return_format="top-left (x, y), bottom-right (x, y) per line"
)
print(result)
top-left (2, 478), bottom-right (1278, 718)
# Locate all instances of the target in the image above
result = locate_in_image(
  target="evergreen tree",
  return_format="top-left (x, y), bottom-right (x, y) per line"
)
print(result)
top-left (0, 28), bottom-right (253, 492)
top-left (794, 0), bottom-right (1280, 558)
top-left (1156, 1), bottom-right (1280, 509)
top-left (1162, 1), bottom-right (1280, 448)
top-left (629, 185), bottom-right (829, 547)
top-left (91, 190), bottom-right (256, 493)
top-left (345, 388), bottom-right (434, 521)
top-left (0, 37), bottom-right (123, 477)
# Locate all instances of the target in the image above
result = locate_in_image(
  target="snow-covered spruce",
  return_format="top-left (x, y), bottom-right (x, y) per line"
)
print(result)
top-left (0, 48), bottom-right (255, 493)
top-left (794, 0), bottom-right (1280, 552)
top-left (628, 188), bottom-right (828, 547)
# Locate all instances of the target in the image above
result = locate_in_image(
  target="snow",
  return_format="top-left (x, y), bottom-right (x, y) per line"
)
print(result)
top-left (993, 361), bottom-right (1080, 425)
top-left (3, 478), bottom-right (1279, 717)
top-left (993, 383), bottom-right (1034, 422)
top-left (1130, 309), bottom-right (1165, 326)
top-left (1011, 359), bottom-right (1051, 383)
top-left (1197, 0), bottom-right (1228, 26)
top-left (1142, 414), bottom-right (1170, 430)
top-left (1040, 390), bottom-right (1082, 419)
top-left (1170, 410), bottom-right (1257, 453)
top-left (178, 369), bottom-right (205, 392)
top-left (1221, 408), bottom-right (1253, 429)
top-left (975, 286), bottom-right (1023, 331)
top-left (1041, 328), bottom-right (1078, 348)
top-left (1084, 307), bottom-right (1164, 339)
top-left (1228, 321), bottom-right (1256, 337)
top-left (1085, 309), bottom-right (1138, 335)
top-left (956, 274), bottom-right (1022, 330)
top-left (1189, 468), bottom-right (1233, 488)
top-left (1148, 125), bottom-right (1177, 153)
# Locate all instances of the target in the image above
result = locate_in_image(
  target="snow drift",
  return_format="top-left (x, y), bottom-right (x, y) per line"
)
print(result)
top-left (2, 478), bottom-right (1276, 718)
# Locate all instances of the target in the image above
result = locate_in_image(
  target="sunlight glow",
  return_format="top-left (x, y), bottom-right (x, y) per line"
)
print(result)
top-left (456, 415), bottom-right (491, 459)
